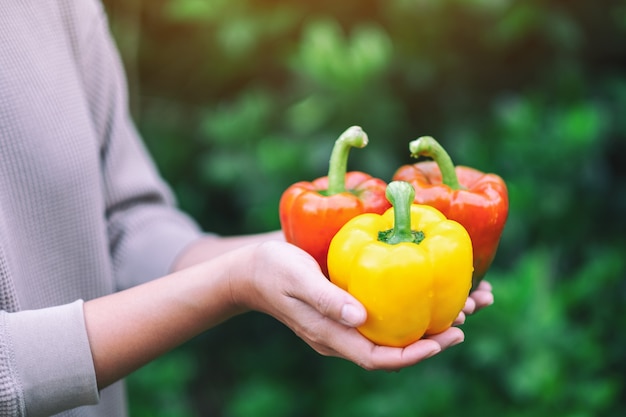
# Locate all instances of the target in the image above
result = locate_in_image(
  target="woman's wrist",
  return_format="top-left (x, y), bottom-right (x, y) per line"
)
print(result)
top-left (219, 240), bottom-right (280, 316)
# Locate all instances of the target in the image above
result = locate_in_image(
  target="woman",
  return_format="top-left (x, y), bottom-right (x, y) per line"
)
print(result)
top-left (0, 1), bottom-right (493, 416)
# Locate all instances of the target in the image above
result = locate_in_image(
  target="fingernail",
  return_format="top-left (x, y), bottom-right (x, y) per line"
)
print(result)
top-left (426, 347), bottom-right (441, 359)
top-left (451, 335), bottom-right (465, 347)
top-left (340, 304), bottom-right (365, 327)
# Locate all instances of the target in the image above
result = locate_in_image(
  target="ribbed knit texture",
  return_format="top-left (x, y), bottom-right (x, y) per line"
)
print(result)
top-left (0, 1), bottom-right (203, 416)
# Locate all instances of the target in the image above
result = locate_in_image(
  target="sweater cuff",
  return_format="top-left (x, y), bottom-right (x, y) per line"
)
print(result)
top-left (5, 300), bottom-right (99, 417)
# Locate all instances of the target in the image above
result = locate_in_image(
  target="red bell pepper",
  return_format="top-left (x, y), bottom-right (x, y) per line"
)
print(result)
top-left (392, 136), bottom-right (509, 290)
top-left (279, 126), bottom-right (391, 276)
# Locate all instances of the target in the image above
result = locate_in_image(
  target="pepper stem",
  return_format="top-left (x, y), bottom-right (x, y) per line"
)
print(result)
top-left (408, 136), bottom-right (462, 190)
top-left (326, 126), bottom-right (368, 195)
top-left (378, 181), bottom-right (424, 245)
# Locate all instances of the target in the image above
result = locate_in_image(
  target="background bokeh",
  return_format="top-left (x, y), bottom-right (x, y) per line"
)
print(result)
top-left (102, 0), bottom-right (626, 416)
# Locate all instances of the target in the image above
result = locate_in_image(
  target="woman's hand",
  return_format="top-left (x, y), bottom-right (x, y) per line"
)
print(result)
top-left (84, 237), bottom-right (495, 389)
top-left (230, 241), bottom-right (493, 372)
top-left (455, 280), bottom-right (494, 325)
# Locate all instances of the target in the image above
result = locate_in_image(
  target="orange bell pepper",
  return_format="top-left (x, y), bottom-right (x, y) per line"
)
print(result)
top-left (279, 126), bottom-right (390, 276)
top-left (393, 136), bottom-right (508, 290)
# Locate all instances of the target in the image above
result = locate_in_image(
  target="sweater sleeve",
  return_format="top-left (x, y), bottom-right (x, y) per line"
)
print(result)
top-left (0, 301), bottom-right (99, 417)
top-left (77, 3), bottom-right (204, 289)
top-left (0, 1), bottom-right (205, 415)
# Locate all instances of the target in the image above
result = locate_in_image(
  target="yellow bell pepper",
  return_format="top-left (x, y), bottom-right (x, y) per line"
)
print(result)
top-left (327, 181), bottom-right (473, 347)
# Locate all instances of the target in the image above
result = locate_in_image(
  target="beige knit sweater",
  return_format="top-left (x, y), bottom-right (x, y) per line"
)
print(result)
top-left (0, 1), bottom-right (202, 416)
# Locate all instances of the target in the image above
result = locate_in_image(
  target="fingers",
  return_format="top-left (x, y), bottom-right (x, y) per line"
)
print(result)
top-left (461, 280), bottom-right (494, 317)
top-left (454, 310), bottom-right (466, 325)
top-left (284, 258), bottom-right (474, 371)
top-left (307, 321), bottom-right (465, 372)
top-left (455, 280), bottom-right (495, 325)
top-left (351, 327), bottom-right (465, 372)
top-left (469, 280), bottom-right (494, 312)
top-left (462, 296), bottom-right (477, 315)
top-left (476, 280), bottom-right (492, 292)
top-left (283, 278), bottom-right (465, 372)
top-left (359, 328), bottom-right (465, 372)
top-left (425, 326), bottom-right (465, 350)
top-left (363, 340), bottom-right (443, 371)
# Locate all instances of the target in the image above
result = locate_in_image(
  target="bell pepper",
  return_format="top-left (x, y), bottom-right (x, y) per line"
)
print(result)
top-left (279, 126), bottom-right (391, 276)
top-left (392, 136), bottom-right (508, 290)
top-left (327, 181), bottom-right (473, 347)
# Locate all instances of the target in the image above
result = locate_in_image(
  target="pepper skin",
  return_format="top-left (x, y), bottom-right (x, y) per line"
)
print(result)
top-left (279, 126), bottom-right (390, 276)
top-left (393, 136), bottom-right (508, 290)
top-left (327, 181), bottom-right (473, 347)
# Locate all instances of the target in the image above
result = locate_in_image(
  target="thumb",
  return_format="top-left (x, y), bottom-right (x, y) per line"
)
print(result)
top-left (296, 274), bottom-right (367, 327)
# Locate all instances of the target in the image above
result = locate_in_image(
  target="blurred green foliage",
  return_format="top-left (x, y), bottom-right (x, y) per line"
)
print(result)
top-left (103, 0), bottom-right (626, 416)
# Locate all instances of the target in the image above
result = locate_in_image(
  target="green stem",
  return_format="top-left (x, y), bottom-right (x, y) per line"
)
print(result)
top-left (326, 126), bottom-right (368, 195)
top-left (408, 136), bottom-right (462, 190)
top-left (378, 181), bottom-right (424, 245)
